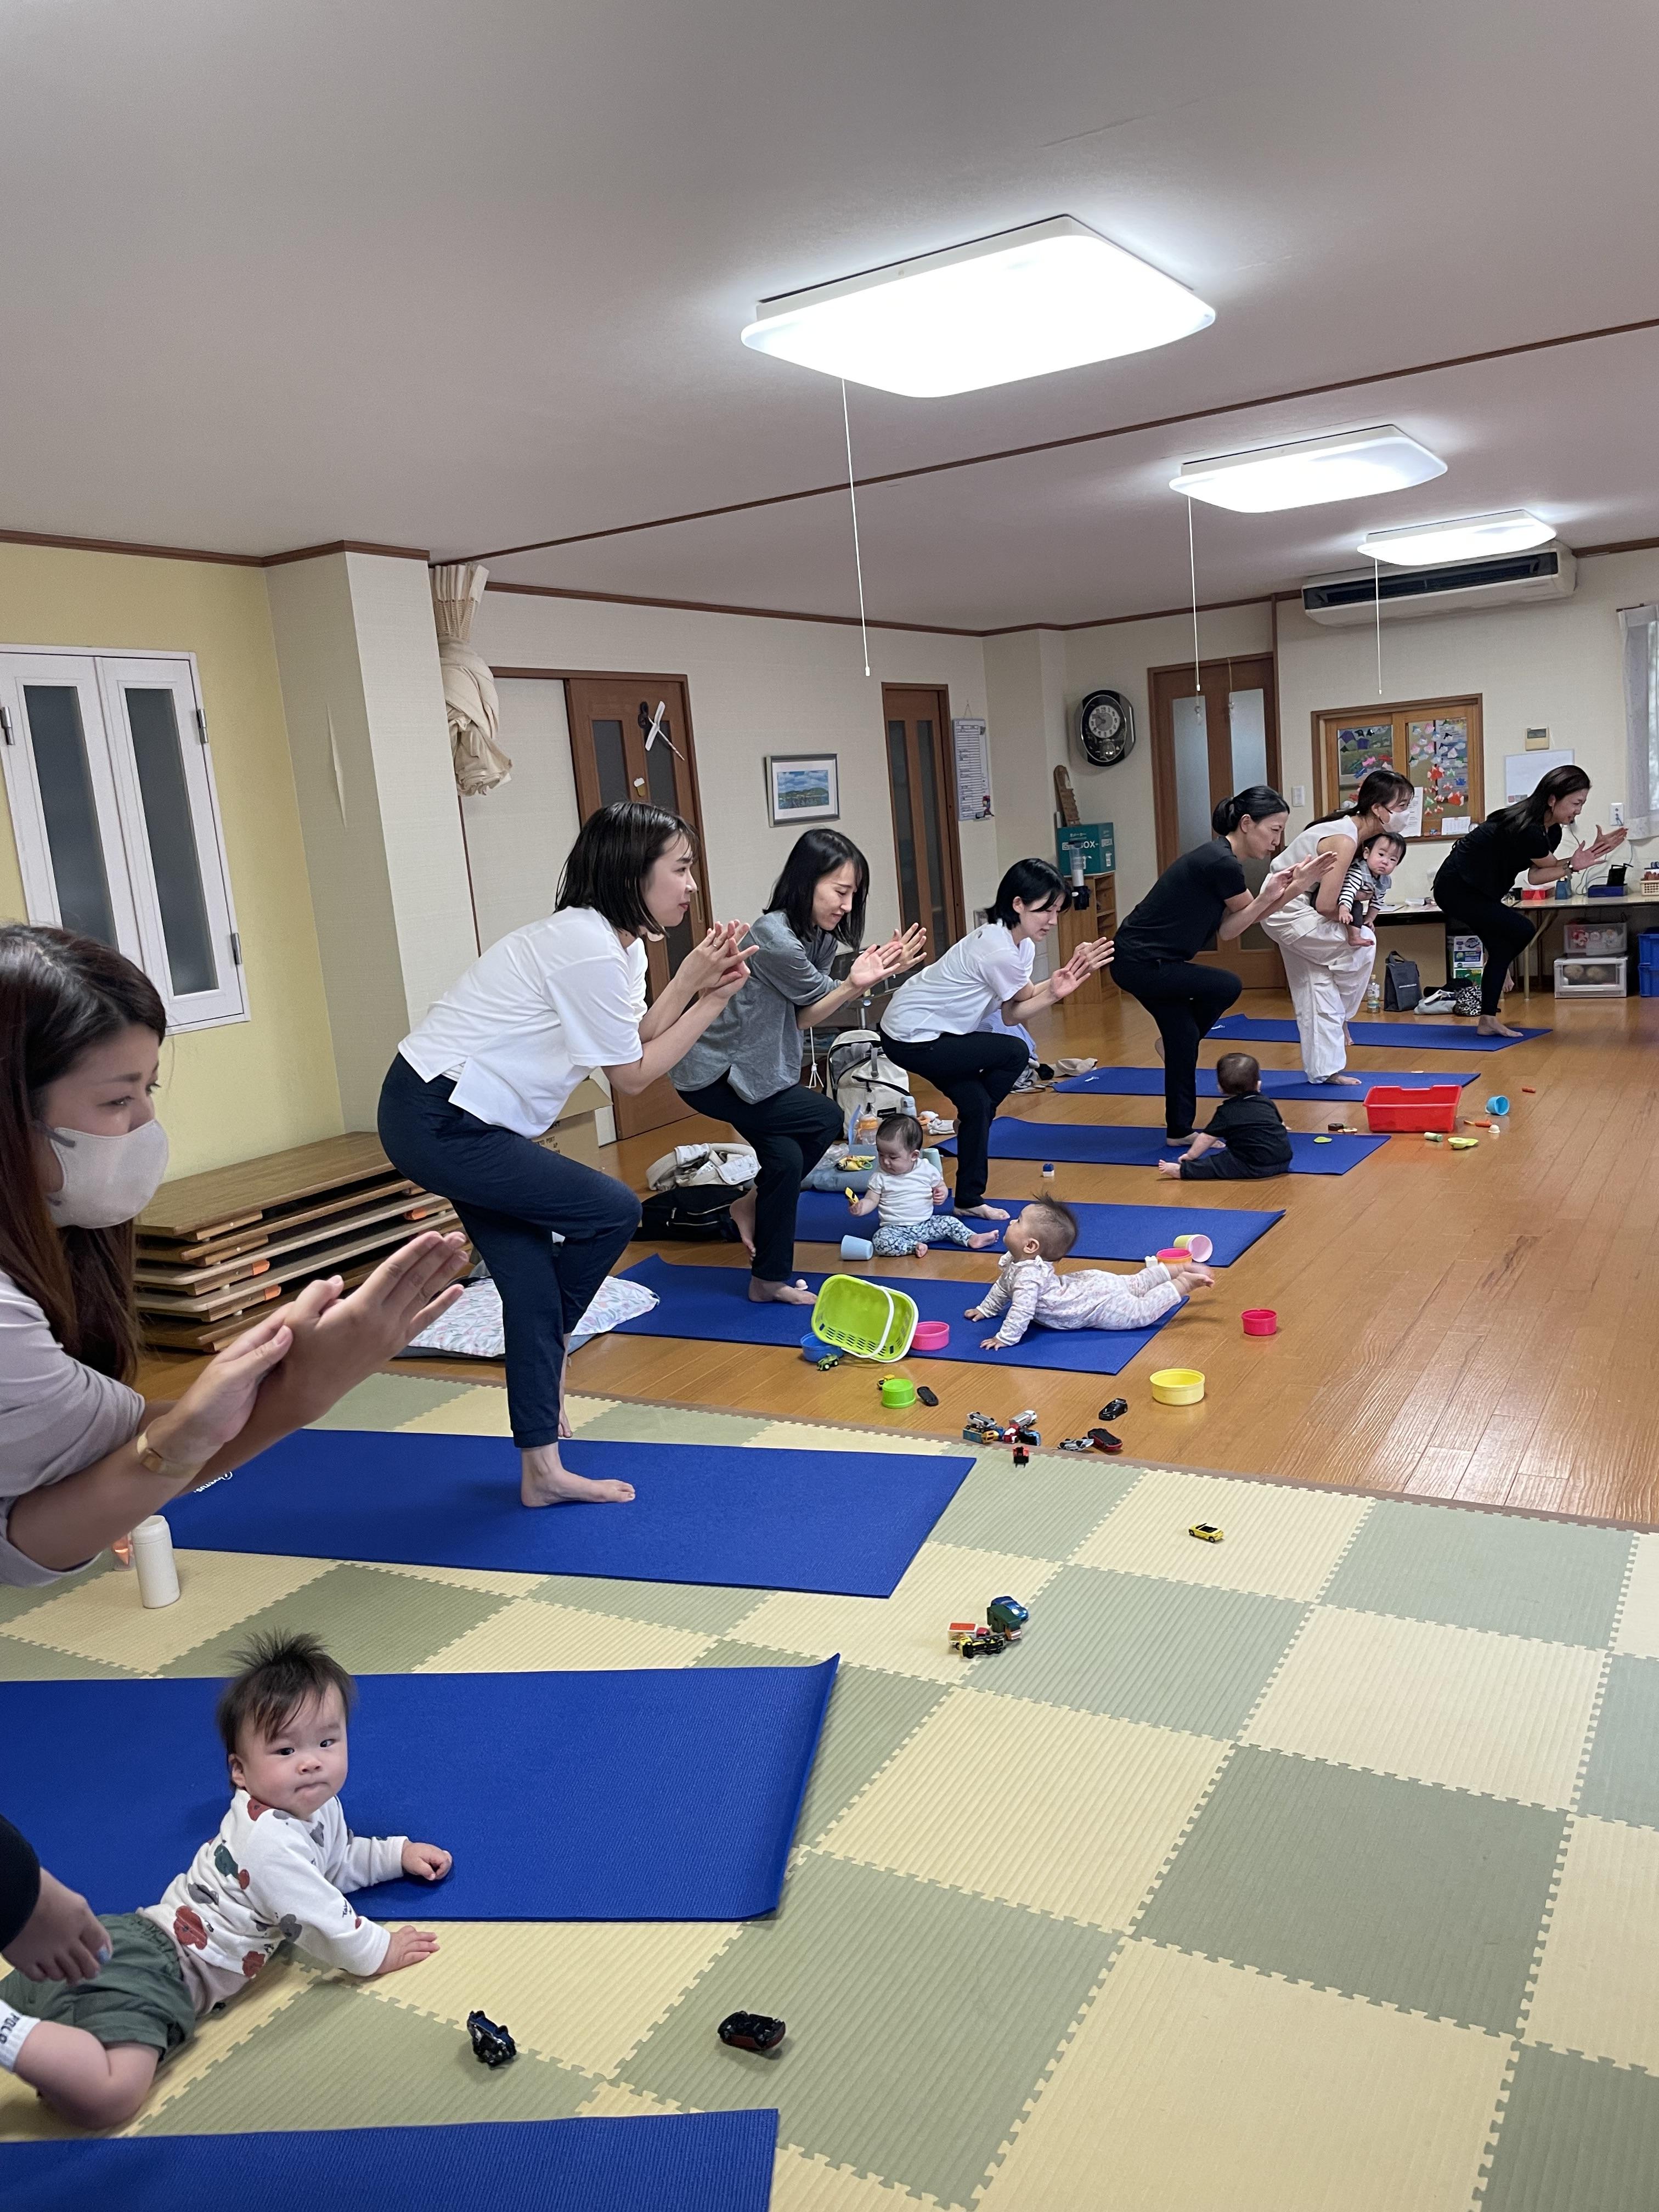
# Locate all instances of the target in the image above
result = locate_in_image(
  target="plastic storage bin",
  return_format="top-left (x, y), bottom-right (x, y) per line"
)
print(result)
top-left (1554, 956), bottom-right (1628, 997)
top-left (1364, 1085), bottom-right (1463, 1133)
top-left (810, 1275), bottom-right (918, 1362)
top-left (1564, 921), bottom-right (1627, 957)
top-left (1640, 932), bottom-right (1659, 998)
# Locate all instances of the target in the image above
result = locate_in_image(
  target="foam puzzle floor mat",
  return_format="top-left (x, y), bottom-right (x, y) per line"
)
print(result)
top-left (5, 1370), bottom-right (1658, 2211)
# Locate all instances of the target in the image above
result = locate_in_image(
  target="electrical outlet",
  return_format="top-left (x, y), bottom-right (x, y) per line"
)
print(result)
top-left (1292, 785), bottom-right (1307, 806)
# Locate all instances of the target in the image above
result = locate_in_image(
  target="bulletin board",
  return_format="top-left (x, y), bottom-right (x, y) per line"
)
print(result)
top-left (1312, 694), bottom-right (1484, 840)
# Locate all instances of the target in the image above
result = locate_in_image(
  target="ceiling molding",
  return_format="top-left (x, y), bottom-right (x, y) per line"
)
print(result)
top-left (980, 590), bottom-right (1276, 637)
top-left (482, 577), bottom-right (980, 637)
top-left (0, 524), bottom-right (263, 567)
top-left (462, 310), bottom-right (1659, 565)
top-left (262, 539), bottom-right (431, 566)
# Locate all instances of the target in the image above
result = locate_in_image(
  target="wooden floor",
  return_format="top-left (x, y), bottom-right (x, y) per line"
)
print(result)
top-left (138, 986), bottom-right (1659, 1526)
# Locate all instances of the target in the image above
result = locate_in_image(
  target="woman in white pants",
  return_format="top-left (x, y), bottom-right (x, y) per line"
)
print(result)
top-left (1260, 769), bottom-right (1414, 1084)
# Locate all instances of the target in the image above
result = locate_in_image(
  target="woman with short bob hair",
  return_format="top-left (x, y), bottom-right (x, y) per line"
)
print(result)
top-left (673, 827), bottom-right (926, 1303)
top-left (879, 858), bottom-right (1114, 1221)
top-left (0, 925), bottom-right (469, 1587)
top-left (380, 800), bottom-right (752, 1499)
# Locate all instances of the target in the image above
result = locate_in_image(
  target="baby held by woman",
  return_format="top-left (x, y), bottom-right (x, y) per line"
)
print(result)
top-left (966, 1198), bottom-right (1212, 1349)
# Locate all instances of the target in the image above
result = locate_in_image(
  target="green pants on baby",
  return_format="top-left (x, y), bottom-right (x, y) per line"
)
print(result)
top-left (0, 1912), bottom-right (195, 2057)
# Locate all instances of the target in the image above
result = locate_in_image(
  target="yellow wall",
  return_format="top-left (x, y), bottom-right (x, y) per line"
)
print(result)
top-left (0, 544), bottom-right (343, 1176)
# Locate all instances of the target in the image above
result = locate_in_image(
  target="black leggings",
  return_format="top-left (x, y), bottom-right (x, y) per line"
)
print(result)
top-left (1181, 1148), bottom-right (1289, 1181)
top-left (676, 1076), bottom-right (843, 1285)
top-left (1111, 955), bottom-right (1242, 1138)
top-left (878, 1028), bottom-right (1028, 1209)
top-left (1432, 871), bottom-right (1537, 1016)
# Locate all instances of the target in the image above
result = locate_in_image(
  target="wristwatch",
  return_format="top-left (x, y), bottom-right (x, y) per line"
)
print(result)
top-left (133, 1430), bottom-right (204, 1480)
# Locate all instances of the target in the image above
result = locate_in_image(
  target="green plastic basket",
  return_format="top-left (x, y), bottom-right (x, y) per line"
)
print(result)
top-left (810, 1274), bottom-right (918, 1362)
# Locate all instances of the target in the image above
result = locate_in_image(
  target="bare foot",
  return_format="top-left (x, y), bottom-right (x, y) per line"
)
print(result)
top-left (750, 1277), bottom-right (816, 1305)
top-left (957, 1204), bottom-right (1011, 1221)
top-left (521, 1446), bottom-right (634, 1507)
top-left (966, 1230), bottom-right (1001, 1249)
top-left (1478, 1016), bottom-right (1522, 1039)
top-left (729, 1189), bottom-right (757, 1259)
top-left (1153, 1037), bottom-right (1165, 1063)
top-left (1156, 1160), bottom-right (1182, 1178)
top-left (1321, 1074), bottom-right (1363, 1086)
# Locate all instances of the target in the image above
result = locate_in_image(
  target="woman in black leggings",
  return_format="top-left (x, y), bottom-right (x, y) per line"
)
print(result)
top-left (1433, 765), bottom-right (1626, 1038)
top-left (1112, 788), bottom-right (1334, 1141)
top-left (880, 860), bottom-right (1114, 1218)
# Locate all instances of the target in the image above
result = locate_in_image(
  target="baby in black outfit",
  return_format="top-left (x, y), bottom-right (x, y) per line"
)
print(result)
top-left (1156, 1053), bottom-right (1293, 1182)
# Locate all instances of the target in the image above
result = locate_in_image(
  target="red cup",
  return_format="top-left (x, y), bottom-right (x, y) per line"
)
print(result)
top-left (1242, 1308), bottom-right (1278, 1337)
top-left (911, 1321), bottom-right (951, 1352)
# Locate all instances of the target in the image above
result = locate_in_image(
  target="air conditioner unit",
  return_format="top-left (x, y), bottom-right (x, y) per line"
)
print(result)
top-left (1301, 544), bottom-right (1577, 627)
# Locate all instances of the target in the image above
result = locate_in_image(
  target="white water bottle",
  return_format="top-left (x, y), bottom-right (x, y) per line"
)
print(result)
top-left (131, 1515), bottom-right (180, 1609)
top-left (1365, 977), bottom-right (1383, 1012)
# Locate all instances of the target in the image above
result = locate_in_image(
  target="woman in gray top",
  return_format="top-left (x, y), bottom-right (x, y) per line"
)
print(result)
top-left (673, 831), bottom-right (924, 1305)
top-left (0, 927), bottom-right (469, 1588)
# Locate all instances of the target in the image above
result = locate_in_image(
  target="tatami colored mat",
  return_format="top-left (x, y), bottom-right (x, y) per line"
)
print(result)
top-left (2, 1371), bottom-right (1654, 2210)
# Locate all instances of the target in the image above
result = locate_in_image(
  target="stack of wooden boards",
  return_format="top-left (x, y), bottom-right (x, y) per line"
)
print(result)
top-left (135, 1134), bottom-right (466, 1353)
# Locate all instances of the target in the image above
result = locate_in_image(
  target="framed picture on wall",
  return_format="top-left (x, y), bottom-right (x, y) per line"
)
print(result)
top-left (1312, 693), bottom-right (1483, 839)
top-left (764, 752), bottom-right (839, 825)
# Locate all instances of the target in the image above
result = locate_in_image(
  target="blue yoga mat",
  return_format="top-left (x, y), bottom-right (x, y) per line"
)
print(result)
top-left (168, 1430), bottom-right (970, 1600)
top-left (792, 1189), bottom-right (1282, 1265)
top-left (1054, 1064), bottom-right (1479, 1101)
top-left (4, 2113), bottom-right (780, 2212)
top-left (615, 1254), bottom-right (1179, 1375)
top-left (1209, 1013), bottom-right (1549, 1051)
top-left (941, 1118), bottom-right (1385, 1176)
top-left (1, 1663), bottom-right (835, 1922)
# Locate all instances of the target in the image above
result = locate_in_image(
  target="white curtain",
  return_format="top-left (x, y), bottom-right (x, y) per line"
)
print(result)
top-left (1620, 603), bottom-right (1659, 840)
top-left (431, 562), bottom-right (511, 797)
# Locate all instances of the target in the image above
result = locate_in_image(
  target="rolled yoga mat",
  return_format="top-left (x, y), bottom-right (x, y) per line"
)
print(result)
top-left (1207, 1013), bottom-right (1549, 1051)
top-left (940, 1119), bottom-right (1387, 1175)
top-left (1, 1661), bottom-right (837, 1922)
top-left (5, 2113), bottom-right (781, 2212)
top-left (1053, 1065), bottom-right (1480, 1101)
top-left (613, 1254), bottom-right (1181, 1375)
top-left (791, 1189), bottom-right (1283, 1265)
top-left (168, 1430), bottom-right (974, 1599)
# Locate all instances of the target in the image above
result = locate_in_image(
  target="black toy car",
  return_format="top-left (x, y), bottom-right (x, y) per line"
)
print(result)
top-left (719, 2011), bottom-right (787, 2054)
top-left (466, 2009), bottom-right (516, 2067)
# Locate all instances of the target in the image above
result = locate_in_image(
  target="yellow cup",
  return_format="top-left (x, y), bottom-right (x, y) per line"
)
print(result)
top-left (1150, 1367), bottom-right (1206, 1406)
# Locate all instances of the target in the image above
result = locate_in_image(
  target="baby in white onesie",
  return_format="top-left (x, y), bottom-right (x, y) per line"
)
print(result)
top-left (966, 1199), bottom-right (1214, 1348)
top-left (848, 1113), bottom-right (1002, 1259)
top-left (0, 1632), bottom-right (449, 2131)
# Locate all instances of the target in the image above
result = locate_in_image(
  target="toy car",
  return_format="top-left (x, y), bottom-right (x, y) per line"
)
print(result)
top-left (950, 1626), bottom-right (1009, 1657)
top-left (1012, 1408), bottom-right (1037, 1429)
top-left (1099, 1399), bottom-right (1128, 1422)
top-left (1090, 1428), bottom-right (1122, 1454)
top-left (1060, 1436), bottom-right (1094, 1453)
top-left (1012, 1446), bottom-right (1030, 1468)
top-left (986, 1595), bottom-right (1028, 1639)
top-left (718, 2011), bottom-right (786, 2054)
top-left (916, 1386), bottom-right (939, 1407)
top-left (1189, 1523), bottom-right (1224, 1543)
top-left (816, 1353), bottom-right (843, 1370)
top-left (467, 2010), bottom-right (517, 2068)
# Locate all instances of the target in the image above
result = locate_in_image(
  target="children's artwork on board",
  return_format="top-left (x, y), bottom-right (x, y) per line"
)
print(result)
top-left (1407, 715), bottom-right (1470, 836)
top-left (1336, 721), bottom-right (1394, 800)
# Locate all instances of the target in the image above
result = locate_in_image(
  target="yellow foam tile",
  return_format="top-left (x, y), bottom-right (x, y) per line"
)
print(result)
top-left (749, 1421), bottom-right (960, 1457)
top-left (1613, 1532), bottom-right (1659, 1658)
top-left (1073, 1469), bottom-right (1373, 1601)
top-left (772, 2143), bottom-right (950, 2209)
top-left (1526, 1814), bottom-right (1659, 2070)
top-left (398, 1386), bottom-right (515, 1436)
top-left (977, 1940), bottom-right (1509, 2211)
top-left (738, 1543), bottom-right (1062, 1684)
top-left (1244, 1606), bottom-right (1603, 1807)
top-left (356, 1918), bottom-right (741, 2078)
top-left (415, 1595), bottom-right (715, 1673)
top-left (819, 1691), bottom-right (1227, 1928)
top-left (4, 1549), bottom-right (335, 1672)
top-left (577, 2080), bottom-right (686, 2118)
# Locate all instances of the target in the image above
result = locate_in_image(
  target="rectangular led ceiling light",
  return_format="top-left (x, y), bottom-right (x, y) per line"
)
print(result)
top-left (1171, 426), bottom-right (1446, 513)
top-left (1356, 510), bottom-right (1554, 566)
top-left (740, 216), bottom-right (1214, 398)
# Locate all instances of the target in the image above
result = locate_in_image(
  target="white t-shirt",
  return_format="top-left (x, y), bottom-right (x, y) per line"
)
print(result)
top-left (881, 923), bottom-right (1035, 1044)
top-left (867, 1157), bottom-right (941, 1226)
top-left (400, 908), bottom-right (648, 1138)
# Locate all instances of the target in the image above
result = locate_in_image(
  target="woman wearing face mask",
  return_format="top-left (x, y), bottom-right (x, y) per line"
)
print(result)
top-left (879, 859), bottom-right (1115, 1221)
top-left (671, 828), bottom-right (927, 1305)
top-left (1111, 789), bottom-right (1335, 1143)
top-left (379, 800), bottom-right (752, 1505)
top-left (1433, 765), bottom-right (1627, 1037)
top-left (1258, 768), bottom-right (1416, 1084)
top-left (0, 927), bottom-right (471, 1588)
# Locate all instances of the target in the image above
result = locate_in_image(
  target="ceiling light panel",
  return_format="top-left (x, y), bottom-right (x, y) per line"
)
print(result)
top-left (1171, 426), bottom-right (1446, 513)
top-left (740, 216), bottom-right (1214, 398)
top-left (1356, 509), bottom-right (1554, 566)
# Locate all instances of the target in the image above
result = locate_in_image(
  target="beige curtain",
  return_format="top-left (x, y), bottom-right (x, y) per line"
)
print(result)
top-left (431, 562), bottom-right (511, 797)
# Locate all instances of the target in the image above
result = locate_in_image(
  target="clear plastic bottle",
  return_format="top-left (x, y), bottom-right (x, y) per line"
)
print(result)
top-left (1364, 977), bottom-right (1383, 1013)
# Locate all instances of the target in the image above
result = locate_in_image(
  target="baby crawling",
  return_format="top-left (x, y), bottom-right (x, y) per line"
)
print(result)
top-left (965, 1198), bottom-right (1214, 1348)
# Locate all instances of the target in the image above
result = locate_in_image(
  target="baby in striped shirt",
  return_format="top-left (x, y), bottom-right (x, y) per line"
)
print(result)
top-left (965, 1199), bottom-right (1213, 1350)
top-left (1319, 828), bottom-right (1406, 944)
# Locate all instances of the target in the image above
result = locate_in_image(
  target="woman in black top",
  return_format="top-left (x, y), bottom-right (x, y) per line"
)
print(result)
top-left (1112, 787), bottom-right (1334, 1140)
top-left (1433, 766), bottom-right (1626, 1036)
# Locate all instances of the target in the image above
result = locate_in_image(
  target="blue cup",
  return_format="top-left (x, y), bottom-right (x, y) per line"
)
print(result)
top-left (1485, 1095), bottom-right (1510, 1116)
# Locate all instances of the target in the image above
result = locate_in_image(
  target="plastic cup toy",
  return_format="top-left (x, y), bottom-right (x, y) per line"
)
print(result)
top-left (880, 1376), bottom-right (917, 1409)
top-left (841, 1235), bottom-right (875, 1261)
top-left (1173, 1232), bottom-right (1213, 1264)
top-left (1485, 1095), bottom-right (1510, 1116)
top-left (800, 1330), bottom-right (836, 1362)
top-left (1242, 1308), bottom-right (1277, 1337)
top-left (1150, 1367), bottom-right (1206, 1405)
top-left (911, 1320), bottom-right (951, 1352)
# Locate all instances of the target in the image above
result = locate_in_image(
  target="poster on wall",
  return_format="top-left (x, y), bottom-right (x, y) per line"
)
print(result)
top-left (1505, 748), bottom-right (1574, 799)
top-left (952, 718), bottom-right (993, 820)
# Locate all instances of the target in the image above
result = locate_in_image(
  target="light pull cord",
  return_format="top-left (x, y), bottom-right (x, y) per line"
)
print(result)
top-left (841, 380), bottom-right (871, 678)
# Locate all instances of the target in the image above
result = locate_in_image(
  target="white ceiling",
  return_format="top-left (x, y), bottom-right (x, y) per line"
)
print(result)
top-left (4, 0), bottom-right (1657, 629)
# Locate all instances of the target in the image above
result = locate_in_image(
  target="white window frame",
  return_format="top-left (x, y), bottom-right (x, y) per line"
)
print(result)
top-left (0, 645), bottom-right (247, 1029)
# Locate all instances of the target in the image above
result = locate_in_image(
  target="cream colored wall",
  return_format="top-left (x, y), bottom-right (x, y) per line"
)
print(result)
top-left (1277, 549), bottom-right (1659, 904)
top-left (469, 592), bottom-right (996, 938)
top-left (0, 544), bottom-right (342, 1176)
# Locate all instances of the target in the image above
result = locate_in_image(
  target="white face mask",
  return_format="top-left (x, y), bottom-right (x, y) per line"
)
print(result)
top-left (44, 1119), bottom-right (170, 1229)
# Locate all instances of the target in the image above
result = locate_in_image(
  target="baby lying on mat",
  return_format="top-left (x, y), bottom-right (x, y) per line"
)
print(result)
top-left (966, 1198), bottom-right (1214, 1350)
top-left (0, 1632), bottom-right (449, 2131)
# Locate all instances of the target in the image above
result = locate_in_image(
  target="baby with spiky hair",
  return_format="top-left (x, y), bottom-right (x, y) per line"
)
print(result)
top-left (0, 1632), bottom-right (448, 2129)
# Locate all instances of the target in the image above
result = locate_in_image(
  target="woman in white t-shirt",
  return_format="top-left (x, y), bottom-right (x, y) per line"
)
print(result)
top-left (379, 802), bottom-right (750, 1509)
top-left (879, 860), bottom-right (1114, 1220)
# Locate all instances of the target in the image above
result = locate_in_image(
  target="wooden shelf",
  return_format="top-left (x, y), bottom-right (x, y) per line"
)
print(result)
top-left (1056, 872), bottom-right (1117, 1005)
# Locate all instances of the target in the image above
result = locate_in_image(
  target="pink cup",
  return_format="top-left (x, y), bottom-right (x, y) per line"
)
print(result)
top-left (911, 1321), bottom-right (951, 1353)
top-left (1156, 1248), bottom-right (1187, 1265)
top-left (1242, 1308), bottom-right (1278, 1337)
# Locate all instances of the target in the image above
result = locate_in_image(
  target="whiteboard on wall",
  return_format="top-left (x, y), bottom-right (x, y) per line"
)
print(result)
top-left (1505, 749), bottom-right (1573, 800)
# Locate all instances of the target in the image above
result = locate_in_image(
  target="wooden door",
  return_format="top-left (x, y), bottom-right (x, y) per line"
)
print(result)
top-left (882, 685), bottom-right (966, 954)
top-left (565, 675), bottom-right (709, 1139)
top-left (1148, 653), bottom-right (1284, 990)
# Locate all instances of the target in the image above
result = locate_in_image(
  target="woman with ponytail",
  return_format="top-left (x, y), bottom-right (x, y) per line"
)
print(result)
top-left (1111, 788), bottom-right (1334, 1141)
top-left (1259, 768), bottom-right (1415, 1083)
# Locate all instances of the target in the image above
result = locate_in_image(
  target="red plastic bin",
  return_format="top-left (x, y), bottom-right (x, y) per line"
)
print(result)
top-left (1364, 1085), bottom-right (1462, 1133)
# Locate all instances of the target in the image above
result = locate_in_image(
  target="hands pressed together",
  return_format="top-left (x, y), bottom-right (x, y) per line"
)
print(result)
top-left (680, 919), bottom-right (754, 1005)
top-left (848, 923), bottom-right (929, 994)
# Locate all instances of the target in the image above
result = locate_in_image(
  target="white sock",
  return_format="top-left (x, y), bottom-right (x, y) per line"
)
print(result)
top-left (0, 2005), bottom-right (39, 2071)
